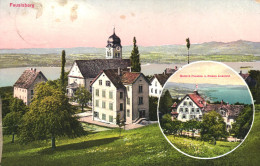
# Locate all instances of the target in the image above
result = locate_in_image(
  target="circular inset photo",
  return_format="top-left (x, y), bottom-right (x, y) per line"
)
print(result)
top-left (158, 61), bottom-right (254, 159)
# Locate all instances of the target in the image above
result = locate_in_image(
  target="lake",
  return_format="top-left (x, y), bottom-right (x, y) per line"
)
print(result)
top-left (165, 82), bottom-right (253, 105)
top-left (0, 62), bottom-right (260, 87)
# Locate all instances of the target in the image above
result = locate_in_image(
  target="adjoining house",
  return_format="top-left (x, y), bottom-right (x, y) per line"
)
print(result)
top-left (67, 29), bottom-right (130, 97)
top-left (171, 89), bottom-right (244, 129)
top-left (149, 66), bottom-right (178, 98)
top-left (13, 68), bottom-right (48, 105)
top-left (239, 71), bottom-right (256, 87)
top-left (91, 68), bottom-right (150, 124)
top-left (149, 73), bottom-right (172, 98)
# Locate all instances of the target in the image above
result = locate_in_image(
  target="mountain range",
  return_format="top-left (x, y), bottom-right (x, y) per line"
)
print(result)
top-left (1, 40), bottom-right (260, 56)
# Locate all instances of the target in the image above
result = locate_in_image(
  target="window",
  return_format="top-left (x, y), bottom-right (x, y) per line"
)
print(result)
top-left (39, 76), bottom-right (41, 79)
top-left (151, 88), bottom-right (153, 93)
top-left (185, 108), bottom-right (189, 113)
top-left (127, 98), bottom-right (130, 105)
top-left (120, 103), bottom-right (123, 111)
top-left (183, 101), bottom-right (187, 106)
top-left (155, 81), bottom-right (157, 87)
top-left (189, 102), bottom-right (193, 106)
top-left (109, 91), bottom-right (113, 99)
top-left (109, 115), bottom-right (113, 122)
top-left (99, 80), bottom-right (102, 85)
top-left (127, 109), bottom-right (130, 117)
top-left (120, 92), bottom-right (123, 99)
top-left (180, 108), bottom-right (183, 112)
top-left (102, 113), bottom-right (106, 121)
top-left (127, 86), bottom-right (130, 91)
top-left (96, 89), bottom-right (99, 96)
top-left (102, 90), bottom-right (106, 98)
top-left (31, 90), bottom-right (34, 95)
top-left (191, 108), bottom-right (195, 113)
top-left (102, 101), bottom-right (106, 108)
top-left (106, 81), bottom-right (111, 87)
top-left (95, 100), bottom-right (99, 107)
top-left (138, 97), bottom-right (143, 105)
top-left (182, 115), bottom-right (186, 119)
top-left (159, 90), bottom-right (161, 94)
top-left (196, 108), bottom-right (200, 113)
top-left (109, 103), bottom-right (113, 110)
top-left (155, 89), bottom-right (157, 94)
top-left (139, 85), bottom-right (143, 93)
top-left (94, 112), bottom-right (99, 118)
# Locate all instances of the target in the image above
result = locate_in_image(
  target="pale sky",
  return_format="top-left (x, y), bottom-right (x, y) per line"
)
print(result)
top-left (168, 61), bottom-right (246, 85)
top-left (0, 0), bottom-right (260, 49)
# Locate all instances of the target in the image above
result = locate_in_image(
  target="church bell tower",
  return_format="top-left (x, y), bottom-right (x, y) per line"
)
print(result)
top-left (106, 28), bottom-right (122, 59)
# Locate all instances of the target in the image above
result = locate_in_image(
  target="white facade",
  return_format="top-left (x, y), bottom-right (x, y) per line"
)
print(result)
top-left (149, 77), bottom-right (163, 98)
top-left (92, 73), bottom-right (124, 124)
top-left (176, 95), bottom-right (203, 122)
top-left (91, 71), bottom-right (149, 124)
top-left (13, 70), bottom-right (47, 105)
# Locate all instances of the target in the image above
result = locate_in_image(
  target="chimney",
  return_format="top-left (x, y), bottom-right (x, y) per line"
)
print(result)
top-left (118, 67), bottom-right (121, 76)
top-left (194, 89), bottom-right (198, 95)
top-left (127, 67), bottom-right (131, 72)
top-left (221, 100), bottom-right (223, 106)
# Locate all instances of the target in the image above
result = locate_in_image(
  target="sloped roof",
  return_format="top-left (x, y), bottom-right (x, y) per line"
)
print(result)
top-left (103, 69), bottom-right (125, 89)
top-left (13, 68), bottom-right (47, 89)
top-left (74, 59), bottom-right (130, 78)
top-left (91, 69), bottom-right (150, 89)
top-left (205, 104), bottom-right (244, 117)
top-left (151, 74), bottom-right (171, 86)
top-left (121, 72), bottom-right (141, 84)
top-left (187, 91), bottom-right (206, 108)
top-left (239, 73), bottom-right (249, 80)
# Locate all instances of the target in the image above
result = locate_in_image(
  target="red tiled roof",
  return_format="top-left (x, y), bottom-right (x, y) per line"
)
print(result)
top-left (188, 92), bottom-right (205, 108)
top-left (171, 112), bottom-right (179, 115)
top-left (121, 72), bottom-right (141, 84)
top-left (13, 68), bottom-right (47, 89)
top-left (239, 73), bottom-right (249, 80)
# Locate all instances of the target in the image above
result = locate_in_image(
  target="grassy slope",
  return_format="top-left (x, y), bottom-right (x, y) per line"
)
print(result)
top-left (2, 111), bottom-right (260, 166)
top-left (167, 136), bottom-right (240, 158)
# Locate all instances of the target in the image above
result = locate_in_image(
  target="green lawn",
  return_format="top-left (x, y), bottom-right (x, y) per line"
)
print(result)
top-left (167, 136), bottom-right (240, 158)
top-left (2, 111), bottom-right (260, 166)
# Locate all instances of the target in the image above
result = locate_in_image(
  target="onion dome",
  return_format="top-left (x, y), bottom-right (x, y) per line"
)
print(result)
top-left (107, 28), bottom-right (122, 48)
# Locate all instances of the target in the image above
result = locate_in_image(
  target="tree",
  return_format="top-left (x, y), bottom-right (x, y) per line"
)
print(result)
top-left (149, 96), bottom-right (158, 121)
top-left (159, 90), bottom-right (173, 115)
top-left (160, 114), bottom-right (181, 137)
top-left (231, 105), bottom-right (253, 139)
top-left (116, 114), bottom-right (125, 137)
top-left (201, 111), bottom-right (228, 145)
top-left (249, 70), bottom-right (260, 104)
top-left (3, 98), bottom-right (27, 143)
top-left (186, 38), bottom-right (190, 64)
top-left (185, 119), bottom-right (200, 138)
top-left (130, 37), bottom-right (141, 72)
top-left (73, 87), bottom-right (92, 112)
top-left (18, 81), bottom-right (85, 149)
top-left (60, 50), bottom-right (66, 93)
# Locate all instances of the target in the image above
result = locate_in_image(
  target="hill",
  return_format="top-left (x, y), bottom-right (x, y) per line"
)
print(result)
top-left (2, 107), bottom-right (260, 166)
top-left (1, 40), bottom-right (260, 56)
